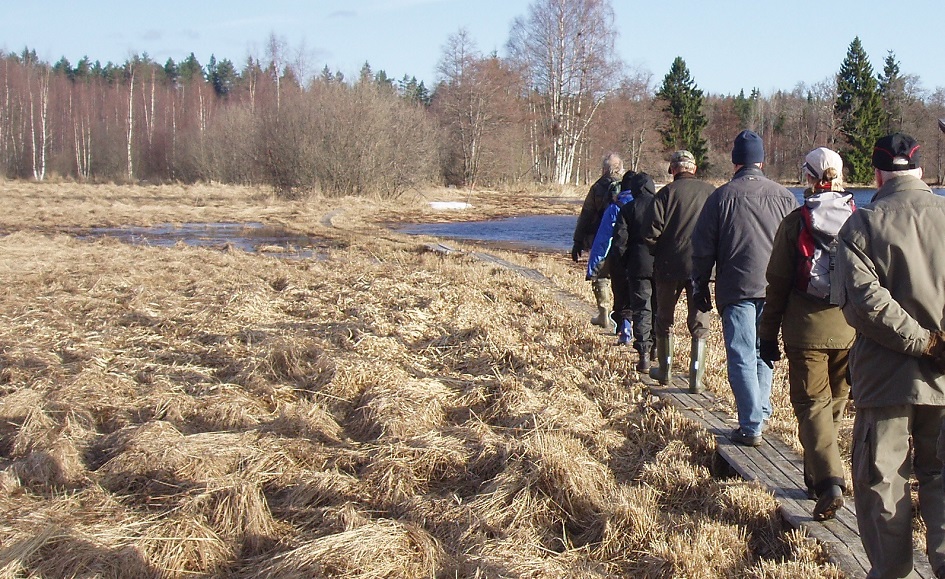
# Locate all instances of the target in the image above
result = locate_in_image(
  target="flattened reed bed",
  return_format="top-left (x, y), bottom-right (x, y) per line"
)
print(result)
top-left (0, 183), bottom-right (844, 577)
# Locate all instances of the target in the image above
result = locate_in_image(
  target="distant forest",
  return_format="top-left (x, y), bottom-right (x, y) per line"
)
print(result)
top-left (5, 4), bottom-right (945, 195)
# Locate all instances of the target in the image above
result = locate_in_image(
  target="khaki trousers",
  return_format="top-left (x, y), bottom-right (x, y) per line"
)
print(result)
top-left (784, 347), bottom-right (849, 494)
top-left (852, 404), bottom-right (945, 578)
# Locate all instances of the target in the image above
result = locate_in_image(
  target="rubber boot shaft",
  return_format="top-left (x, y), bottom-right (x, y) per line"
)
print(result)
top-left (689, 338), bottom-right (707, 394)
top-left (649, 334), bottom-right (674, 385)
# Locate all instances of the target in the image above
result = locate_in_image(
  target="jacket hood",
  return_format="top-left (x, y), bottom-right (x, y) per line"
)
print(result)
top-left (629, 172), bottom-right (656, 198)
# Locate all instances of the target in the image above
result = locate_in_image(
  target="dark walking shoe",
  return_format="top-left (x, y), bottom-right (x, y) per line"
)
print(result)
top-left (636, 352), bottom-right (651, 372)
top-left (729, 428), bottom-right (762, 447)
top-left (813, 485), bottom-right (844, 521)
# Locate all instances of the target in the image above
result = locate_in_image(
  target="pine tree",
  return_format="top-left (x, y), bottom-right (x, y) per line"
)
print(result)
top-left (53, 57), bottom-right (73, 80)
top-left (163, 58), bottom-right (179, 85)
top-left (656, 57), bottom-right (709, 168)
top-left (835, 37), bottom-right (886, 183)
top-left (373, 69), bottom-right (394, 92)
top-left (359, 61), bottom-right (373, 84)
top-left (178, 53), bottom-right (203, 82)
top-left (74, 56), bottom-right (91, 81)
top-left (733, 87), bottom-right (759, 129)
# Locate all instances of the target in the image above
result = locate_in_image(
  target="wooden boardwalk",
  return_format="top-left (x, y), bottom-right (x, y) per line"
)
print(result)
top-left (647, 374), bottom-right (936, 579)
top-left (426, 242), bottom-right (938, 578)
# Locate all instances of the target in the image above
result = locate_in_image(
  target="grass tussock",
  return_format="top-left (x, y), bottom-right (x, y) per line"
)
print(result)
top-left (0, 182), bottom-right (846, 577)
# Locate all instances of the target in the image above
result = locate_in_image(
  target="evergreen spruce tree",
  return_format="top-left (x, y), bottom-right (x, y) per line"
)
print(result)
top-left (319, 65), bottom-right (334, 84)
top-left (878, 50), bottom-right (905, 132)
top-left (207, 57), bottom-right (237, 97)
top-left (656, 57), bottom-right (709, 169)
top-left (835, 37), bottom-right (886, 183)
top-left (163, 58), bottom-right (179, 85)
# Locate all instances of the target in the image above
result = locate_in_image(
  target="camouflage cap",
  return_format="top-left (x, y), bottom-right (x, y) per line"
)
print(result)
top-left (670, 150), bottom-right (696, 164)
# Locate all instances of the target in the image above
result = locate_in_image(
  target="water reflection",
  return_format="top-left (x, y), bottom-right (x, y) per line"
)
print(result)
top-left (77, 222), bottom-right (326, 259)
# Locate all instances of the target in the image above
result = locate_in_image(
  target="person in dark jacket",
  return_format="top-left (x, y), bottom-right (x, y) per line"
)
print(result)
top-left (691, 130), bottom-right (797, 447)
top-left (758, 146), bottom-right (855, 521)
top-left (588, 172), bottom-right (657, 371)
top-left (614, 172), bottom-right (658, 371)
top-left (644, 150), bottom-right (717, 392)
top-left (573, 152), bottom-right (624, 330)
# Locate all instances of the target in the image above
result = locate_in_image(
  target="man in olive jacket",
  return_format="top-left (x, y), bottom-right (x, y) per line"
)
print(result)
top-left (837, 133), bottom-right (945, 578)
top-left (573, 152), bottom-right (623, 329)
top-left (645, 150), bottom-right (716, 392)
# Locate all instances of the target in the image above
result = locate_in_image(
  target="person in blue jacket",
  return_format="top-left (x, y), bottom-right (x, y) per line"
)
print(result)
top-left (587, 170), bottom-right (635, 339)
top-left (588, 171), bottom-right (657, 372)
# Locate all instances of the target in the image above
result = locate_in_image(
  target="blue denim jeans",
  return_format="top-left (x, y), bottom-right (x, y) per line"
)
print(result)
top-left (721, 299), bottom-right (773, 437)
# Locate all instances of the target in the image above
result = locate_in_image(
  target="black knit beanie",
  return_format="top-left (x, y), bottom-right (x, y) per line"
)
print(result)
top-left (731, 130), bottom-right (765, 165)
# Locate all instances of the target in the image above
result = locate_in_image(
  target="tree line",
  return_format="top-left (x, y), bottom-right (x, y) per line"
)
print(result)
top-left (4, 2), bottom-right (945, 196)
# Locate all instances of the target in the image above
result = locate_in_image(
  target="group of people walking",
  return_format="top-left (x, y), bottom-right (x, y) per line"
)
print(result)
top-left (572, 130), bottom-right (945, 579)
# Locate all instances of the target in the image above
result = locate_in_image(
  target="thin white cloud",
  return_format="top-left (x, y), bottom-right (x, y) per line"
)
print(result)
top-left (328, 10), bottom-right (357, 19)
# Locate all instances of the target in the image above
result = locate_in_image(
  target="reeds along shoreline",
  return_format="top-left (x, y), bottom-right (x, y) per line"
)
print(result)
top-left (0, 182), bottom-right (846, 577)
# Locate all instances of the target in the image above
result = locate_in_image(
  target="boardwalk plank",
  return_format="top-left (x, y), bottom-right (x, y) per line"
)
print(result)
top-left (647, 374), bottom-right (935, 578)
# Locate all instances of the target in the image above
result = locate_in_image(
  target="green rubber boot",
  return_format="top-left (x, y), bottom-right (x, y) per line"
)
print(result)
top-left (689, 338), bottom-right (707, 394)
top-left (649, 335), bottom-right (674, 385)
top-left (590, 279), bottom-right (615, 332)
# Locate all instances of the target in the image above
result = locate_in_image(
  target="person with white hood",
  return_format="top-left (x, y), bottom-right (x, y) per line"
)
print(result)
top-left (758, 147), bottom-right (855, 521)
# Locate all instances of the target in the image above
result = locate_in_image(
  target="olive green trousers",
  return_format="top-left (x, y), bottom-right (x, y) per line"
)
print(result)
top-left (852, 404), bottom-right (945, 578)
top-left (784, 347), bottom-right (850, 495)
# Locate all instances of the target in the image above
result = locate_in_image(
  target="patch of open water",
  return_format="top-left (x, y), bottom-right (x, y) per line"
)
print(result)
top-left (76, 222), bottom-right (327, 259)
top-left (398, 187), bottom-right (945, 253)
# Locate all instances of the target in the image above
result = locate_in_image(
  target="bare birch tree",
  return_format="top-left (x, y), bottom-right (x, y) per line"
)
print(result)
top-left (125, 64), bottom-right (135, 180)
top-left (27, 63), bottom-right (49, 180)
top-left (507, 0), bottom-right (621, 185)
top-left (72, 84), bottom-right (92, 179)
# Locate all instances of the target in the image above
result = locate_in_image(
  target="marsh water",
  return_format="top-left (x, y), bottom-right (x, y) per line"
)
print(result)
top-left (75, 187), bottom-right (943, 256)
top-left (398, 188), bottom-right (945, 252)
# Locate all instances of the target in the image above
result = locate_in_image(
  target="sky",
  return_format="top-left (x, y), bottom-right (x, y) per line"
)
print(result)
top-left (3, 0), bottom-right (945, 97)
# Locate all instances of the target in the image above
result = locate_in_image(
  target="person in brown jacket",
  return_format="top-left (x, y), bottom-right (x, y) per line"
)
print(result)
top-left (573, 152), bottom-right (623, 330)
top-left (758, 147), bottom-right (855, 521)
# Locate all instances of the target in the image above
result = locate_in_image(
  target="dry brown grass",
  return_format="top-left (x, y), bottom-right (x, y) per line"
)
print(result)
top-left (0, 181), bottom-right (845, 577)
